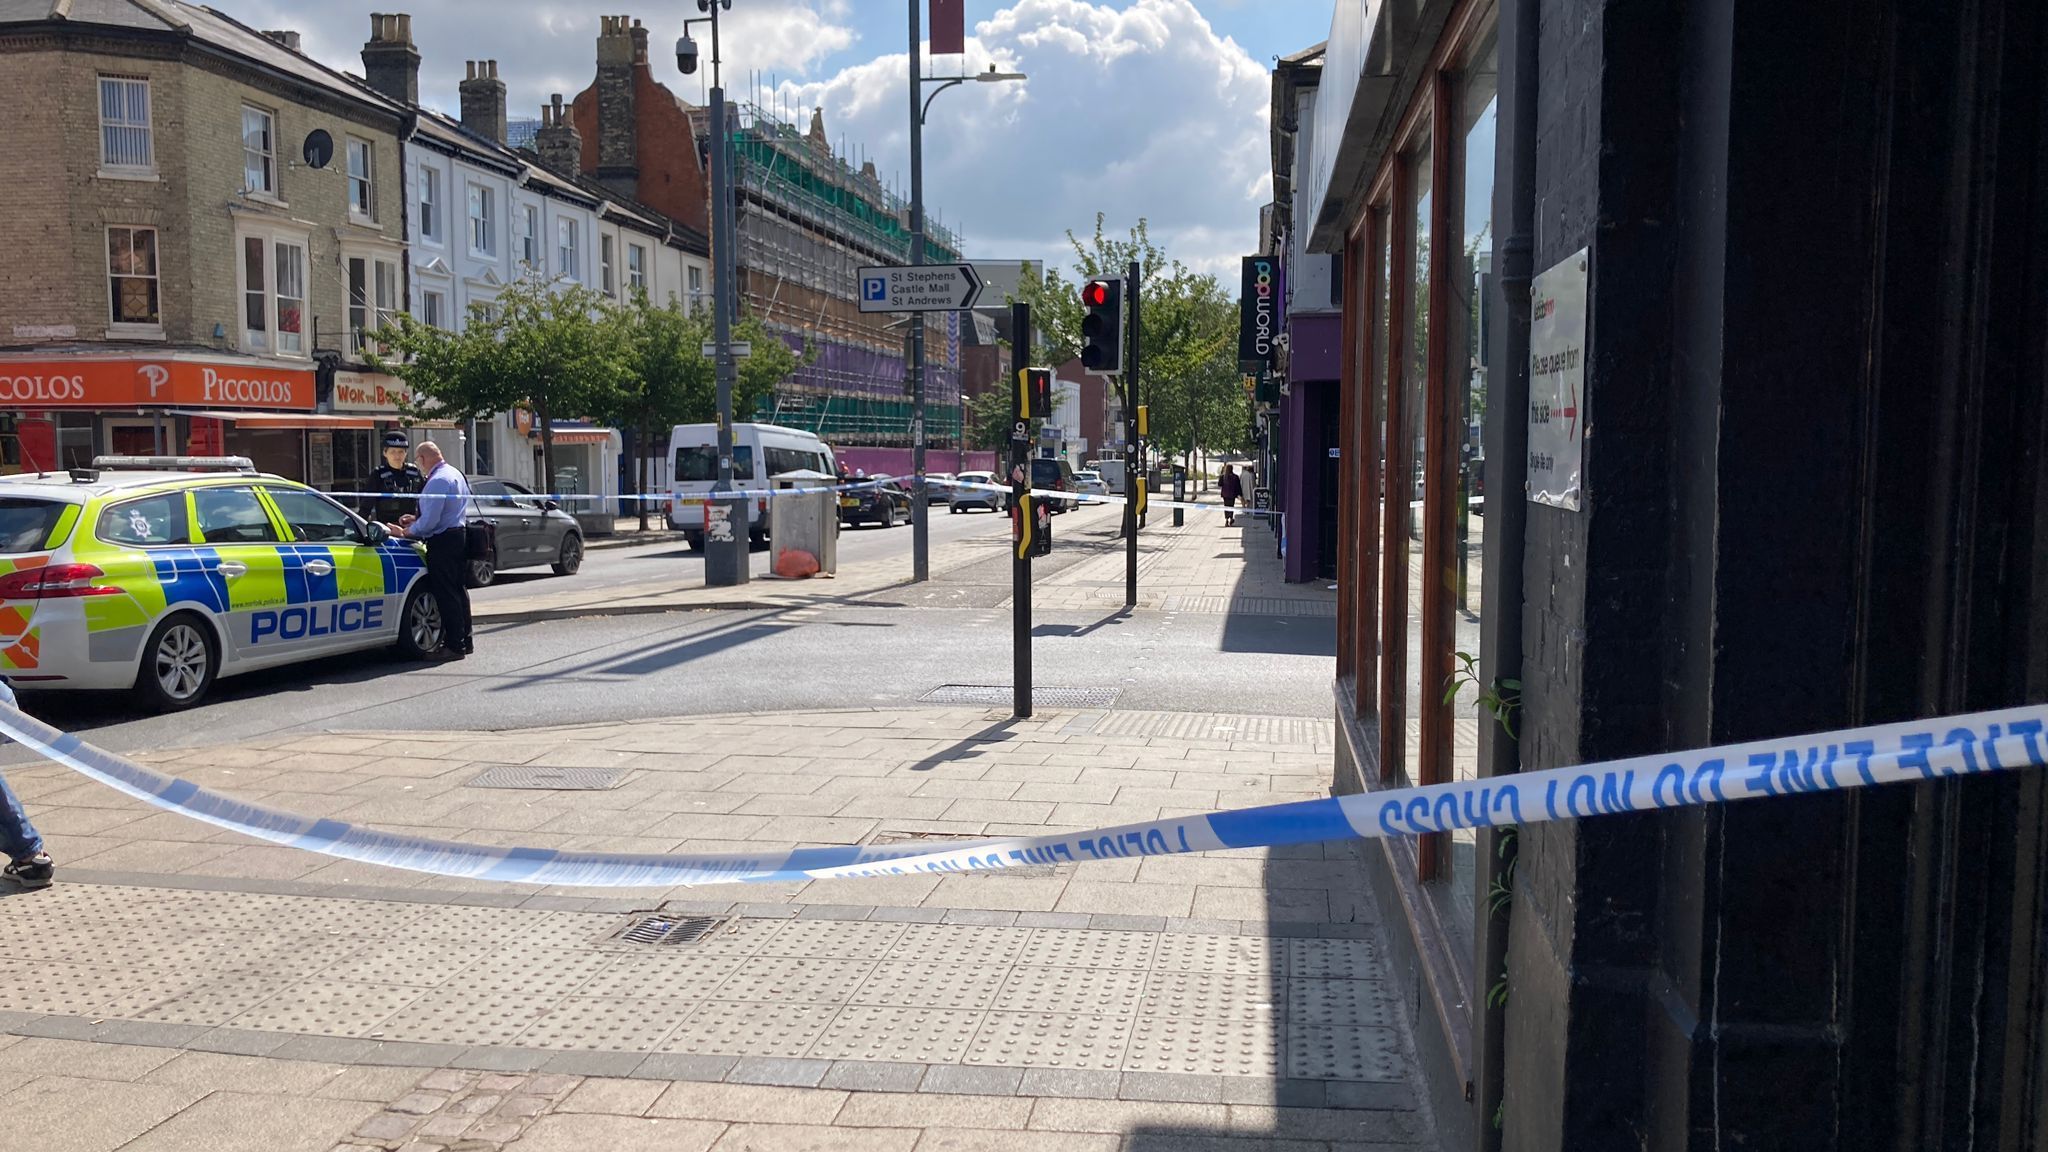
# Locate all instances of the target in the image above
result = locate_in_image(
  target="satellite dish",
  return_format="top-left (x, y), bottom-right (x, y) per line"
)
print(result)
top-left (302, 129), bottom-right (333, 170)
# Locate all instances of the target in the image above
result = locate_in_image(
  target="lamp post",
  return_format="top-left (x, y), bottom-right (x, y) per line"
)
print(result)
top-left (909, 6), bottom-right (1023, 582)
top-left (679, 1), bottom-right (747, 587)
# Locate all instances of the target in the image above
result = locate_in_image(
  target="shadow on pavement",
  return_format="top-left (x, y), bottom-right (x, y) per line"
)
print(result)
top-left (908, 718), bottom-right (1022, 772)
top-left (1032, 608), bottom-right (1134, 639)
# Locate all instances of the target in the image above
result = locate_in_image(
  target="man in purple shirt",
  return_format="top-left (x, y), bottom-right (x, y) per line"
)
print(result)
top-left (387, 441), bottom-right (474, 659)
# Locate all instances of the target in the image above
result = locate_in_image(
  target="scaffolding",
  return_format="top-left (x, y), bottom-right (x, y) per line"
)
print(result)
top-left (715, 101), bottom-right (967, 449)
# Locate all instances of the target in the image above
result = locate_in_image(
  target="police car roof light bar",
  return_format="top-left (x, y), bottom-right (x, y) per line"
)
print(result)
top-left (90, 456), bottom-right (258, 474)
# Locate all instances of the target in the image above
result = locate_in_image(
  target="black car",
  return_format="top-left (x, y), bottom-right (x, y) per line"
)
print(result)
top-left (1031, 458), bottom-right (1077, 513)
top-left (465, 477), bottom-right (585, 587)
top-left (839, 477), bottom-right (914, 528)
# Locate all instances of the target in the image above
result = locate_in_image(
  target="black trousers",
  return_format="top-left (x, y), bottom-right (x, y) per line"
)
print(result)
top-left (423, 530), bottom-right (473, 653)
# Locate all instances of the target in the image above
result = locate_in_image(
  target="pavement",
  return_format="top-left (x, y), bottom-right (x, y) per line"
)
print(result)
top-left (0, 504), bottom-right (1431, 1151)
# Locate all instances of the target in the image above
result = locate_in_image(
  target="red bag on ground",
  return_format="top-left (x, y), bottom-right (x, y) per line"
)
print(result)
top-left (775, 549), bottom-right (820, 578)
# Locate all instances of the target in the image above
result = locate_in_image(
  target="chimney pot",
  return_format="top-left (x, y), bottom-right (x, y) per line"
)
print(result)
top-left (361, 10), bottom-right (421, 104)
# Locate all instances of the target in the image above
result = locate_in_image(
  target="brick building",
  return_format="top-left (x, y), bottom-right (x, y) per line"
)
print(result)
top-left (553, 14), bottom-right (969, 451)
top-left (0, 0), bottom-right (410, 483)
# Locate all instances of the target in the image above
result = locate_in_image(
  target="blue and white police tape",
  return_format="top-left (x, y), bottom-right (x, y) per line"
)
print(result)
top-left (1, 702), bottom-right (2042, 888)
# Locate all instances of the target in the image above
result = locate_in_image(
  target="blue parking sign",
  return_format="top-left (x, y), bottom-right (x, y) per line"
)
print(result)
top-left (862, 276), bottom-right (887, 302)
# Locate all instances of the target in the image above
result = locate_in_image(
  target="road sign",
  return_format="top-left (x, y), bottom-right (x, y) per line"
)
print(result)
top-left (857, 263), bottom-right (983, 313)
top-left (701, 342), bottom-right (752, 359)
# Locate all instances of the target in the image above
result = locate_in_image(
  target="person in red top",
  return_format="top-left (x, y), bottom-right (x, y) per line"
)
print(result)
top-left (1219, 463), bottom-right (1243, 526)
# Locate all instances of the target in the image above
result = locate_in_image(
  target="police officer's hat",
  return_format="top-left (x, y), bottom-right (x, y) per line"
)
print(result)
top-left (382, 431), bottom-right (411, 449)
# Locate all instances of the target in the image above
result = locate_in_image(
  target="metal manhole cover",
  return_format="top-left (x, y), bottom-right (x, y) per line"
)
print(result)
top-left (920, 684), bottom-right (1122, 708)
top-left (607, 914), bottom-right (731, 947)
top-left (467, 765), bottom-right (628, 790)
top-left (870, 831), bottom-right (1061, 878)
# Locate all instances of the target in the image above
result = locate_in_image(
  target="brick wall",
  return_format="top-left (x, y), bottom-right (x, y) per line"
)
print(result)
top-left (567, 56), bottom-right (709, 235)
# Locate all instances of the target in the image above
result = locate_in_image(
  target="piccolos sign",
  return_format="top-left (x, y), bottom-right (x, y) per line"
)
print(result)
top-left (1238, 256), bottom-right (1278, 367)
top-left (0, 357), bottom-right (315, 410)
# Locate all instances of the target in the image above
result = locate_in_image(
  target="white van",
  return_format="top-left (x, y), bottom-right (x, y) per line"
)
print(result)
top-left (667, 423), bottom-right (836, 549)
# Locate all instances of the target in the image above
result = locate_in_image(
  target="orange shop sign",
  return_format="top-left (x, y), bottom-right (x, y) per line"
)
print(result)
top-left (0, 357), bottom-right (315, 411)
top-left (330, 371), bottom-right (413, 414)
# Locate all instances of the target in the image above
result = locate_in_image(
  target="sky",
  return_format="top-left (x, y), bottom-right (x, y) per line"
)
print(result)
top-left (226, 1), bottom-right (1339, 281)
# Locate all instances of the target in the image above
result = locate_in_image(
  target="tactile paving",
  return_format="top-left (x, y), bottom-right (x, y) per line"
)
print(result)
top-left (809, 1004), bottom-right (984, 1062)
top-left (887, 923), bottom-right (1033, 965)
top-left (760, 919), bottom-right (906, 960)
top-left (324, 940), bottom-right (497, 988)
top-left (512, 997), bottom-right (693, 1051)
top-left (1286, 1024), bottom-right (1407, 1081)
top-left (1125, 1013), bottom-right (1285, 1076)
top-left (577, 952), bottom-right (747, 998)
top-left (854, 961), bottom-right (1009, 1010)
top-left (714, 955), bottom-right (877, 1004)
top-left (1289, 938), bottom-right (1382, 981)
top-left (1288, 978), bottom-right (1397, 1028)
top-left (605, 915), bottom-right (782, 958)
top-left (446, 951), bottom-right (610, 997)
top-left (965, 1011), bottom-right (1133, 1071)
top-left (663, 1000), bottom-right (835, 1057)
top-left (1018, 929), bottom-right (1156, 970)
top-left (0, 962), bottom-right (150, 1016)
top-left (1150, 933), bottom-right (1281, 975)
top-left (1140, 970), bottom-right (1285, 1020)
top-left (139, 976), bottom-right (293, 1026)
top-left (378, 990), bottom-right (555, 1046)
top-left (405, 905), bottom-right (557, 943)
top-left (225, 979), bottom-right (423, 1037)
top-left (994, 965), bottom-right (1149, 1015)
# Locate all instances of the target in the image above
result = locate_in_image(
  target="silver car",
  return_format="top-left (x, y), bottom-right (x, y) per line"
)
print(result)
top-left (948, 471), bottom-right (1002, 513)
top-left (465, 477), bottom-right (585, 587)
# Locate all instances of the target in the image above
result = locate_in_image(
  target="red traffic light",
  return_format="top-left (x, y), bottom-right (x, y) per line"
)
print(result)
top-left (1081, 280), bottom-right (1113, 307)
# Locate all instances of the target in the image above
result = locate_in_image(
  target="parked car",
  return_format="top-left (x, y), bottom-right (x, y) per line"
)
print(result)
top-left (465, 477), bottom-right (584, 587)
top-left (839, 477), bottom-right (914, 528)
top-left (1032, 458), bottom-right (1078, 513)
top-left (948, 471), bottom-right (1002, 513)
top-left (1072, 469), bottom-right (1109, 498)
top-left (922, 472), bottom-right (956, 504)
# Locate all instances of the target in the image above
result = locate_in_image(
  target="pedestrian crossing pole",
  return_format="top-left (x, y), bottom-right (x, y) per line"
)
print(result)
top-left (1124, 258), bottom-right (1142, 608)
top-left (1011, 300), bottom-right (1034, 719)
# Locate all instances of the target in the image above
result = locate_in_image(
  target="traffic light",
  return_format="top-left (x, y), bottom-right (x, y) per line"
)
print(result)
top-left (1135, 404), bottom-right (1149, 438)
top-left (1014, 367), bottom-right (1052, 421)
top-left (1079, 277), bottom-right (1123, 376)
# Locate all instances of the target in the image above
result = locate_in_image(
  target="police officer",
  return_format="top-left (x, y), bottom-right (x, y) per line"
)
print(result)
top-left (366, 431), bottom-right (423, 523)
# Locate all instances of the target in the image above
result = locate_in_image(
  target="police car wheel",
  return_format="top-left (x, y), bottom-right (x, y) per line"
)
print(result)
top-left (467, 552), bottom-right (496, 588)
top-left (134, 613), bottom-right (215, 711)
top-left (396, 587), bottom-right (444, 659)
top-left (552, 535), bottom-right (583, 576)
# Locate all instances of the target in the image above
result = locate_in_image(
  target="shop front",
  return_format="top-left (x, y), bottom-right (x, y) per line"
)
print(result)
top-left (535, 421), bottom-right (620, 536)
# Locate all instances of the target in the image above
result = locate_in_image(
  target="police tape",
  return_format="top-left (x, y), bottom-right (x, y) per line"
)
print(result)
top-left (1, 701), bottom-right (2042, 888)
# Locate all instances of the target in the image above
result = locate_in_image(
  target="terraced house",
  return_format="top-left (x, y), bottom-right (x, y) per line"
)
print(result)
top-left (0, 0), bottom-right (410, 491)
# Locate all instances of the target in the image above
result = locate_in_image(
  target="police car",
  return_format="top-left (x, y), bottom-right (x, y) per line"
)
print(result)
top-left (0, 456), bottom-right (441, 711)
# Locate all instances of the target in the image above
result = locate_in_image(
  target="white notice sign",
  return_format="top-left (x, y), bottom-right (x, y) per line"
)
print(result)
top-left (1528, 248), bottom-right (1587, 510)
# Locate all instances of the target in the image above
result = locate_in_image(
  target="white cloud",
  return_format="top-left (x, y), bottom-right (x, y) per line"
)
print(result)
top-left (769, 0), bottom-right (1269, 280)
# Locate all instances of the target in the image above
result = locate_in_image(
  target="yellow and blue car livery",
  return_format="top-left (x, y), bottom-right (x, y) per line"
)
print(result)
top-left (0, 463), bottom-right (435, 708)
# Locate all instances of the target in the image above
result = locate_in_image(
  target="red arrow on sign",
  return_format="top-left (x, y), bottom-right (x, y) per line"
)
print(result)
top-left (1561, 381), bottom-right (1580, 439)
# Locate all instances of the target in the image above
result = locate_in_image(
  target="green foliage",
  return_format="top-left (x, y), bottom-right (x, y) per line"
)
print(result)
top-left (1013, 215), bottom-right (1250, 462)
top-left (964, 388), bottom-right (1013, 452)
top-left (1445, 649), bottom-right (1522, 741)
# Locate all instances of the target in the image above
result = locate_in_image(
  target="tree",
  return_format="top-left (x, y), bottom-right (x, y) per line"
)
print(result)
top-left (1014, 215), bottom-right (1250, 479)
top-left (373, 276), bottom-right (626, 494)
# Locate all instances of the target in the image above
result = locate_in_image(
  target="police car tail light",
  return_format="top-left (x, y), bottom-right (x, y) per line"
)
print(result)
top-left (0, 563), bottom-right (120, 599)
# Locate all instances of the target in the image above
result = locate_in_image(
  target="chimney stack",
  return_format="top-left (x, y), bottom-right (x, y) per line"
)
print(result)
top-left (533, 94), bottom-right (583, 174)
top-left (459, 59), bottom-right (508, 145)
top-left (261, 29), bottom-right (302, 53)
top-left (360, 12), bottom-right (420, 106)
top-left (593, 15), bottom-right (641, 197)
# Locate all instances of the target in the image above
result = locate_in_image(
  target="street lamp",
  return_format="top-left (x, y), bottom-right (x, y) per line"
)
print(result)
top-left (907, 6), bottom-right (1024, 583)
top-left (679, 0), bottom-right (749, 587)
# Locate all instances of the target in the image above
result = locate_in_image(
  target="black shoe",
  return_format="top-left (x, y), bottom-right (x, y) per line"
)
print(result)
top-left (430, 648), bottom-right (467, 662)
top-left (5, 852), bottom-right (53, 889)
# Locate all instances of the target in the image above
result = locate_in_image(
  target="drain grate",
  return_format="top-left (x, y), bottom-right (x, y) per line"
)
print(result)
top-left (921, 684), bottom-right (1122, 708)
top-left (467, 765), bottom-right (628, 790)
top-left (607, 914), bottom-right (730, 947)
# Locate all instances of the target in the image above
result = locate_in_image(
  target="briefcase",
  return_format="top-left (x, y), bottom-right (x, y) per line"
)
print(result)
top-left (464, 517), bottom-right (495, 561)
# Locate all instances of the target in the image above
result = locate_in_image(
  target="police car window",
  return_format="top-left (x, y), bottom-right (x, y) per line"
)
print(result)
top-left (0, 498), bottom-right (70, 554)
top-left (264, 487), bottom-right (359, 543)
top-left (95, 493), bottom-right (190, 547)
top-left (192, 486), bottom-right (280, 544)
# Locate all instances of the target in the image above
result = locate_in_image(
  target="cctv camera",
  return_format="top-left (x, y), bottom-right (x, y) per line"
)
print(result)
top-left (677, 34), bottom-right (699, 74)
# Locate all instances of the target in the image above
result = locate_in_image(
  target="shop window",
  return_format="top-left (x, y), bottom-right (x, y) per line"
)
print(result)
top-left (1383, 125), bottom-right (1433, 789)
top-left (106, 226), bottom-right (160, 332)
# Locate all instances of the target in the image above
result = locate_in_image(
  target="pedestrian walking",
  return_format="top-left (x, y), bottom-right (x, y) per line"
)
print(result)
top-left (387, 441), bottom-right (474, 660)
top-left (0, 679), bottom-right (52, 889)
top-left (1220, 463), bottom-right (1243, 526)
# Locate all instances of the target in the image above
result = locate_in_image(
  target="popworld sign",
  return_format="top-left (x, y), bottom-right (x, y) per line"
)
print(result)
top-left (0, 700), bottom-right (2042, 889)
top-left (1238, 256), bottom-right (1278, 366)
top-left (0, 357), bottom-right (315, 410)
